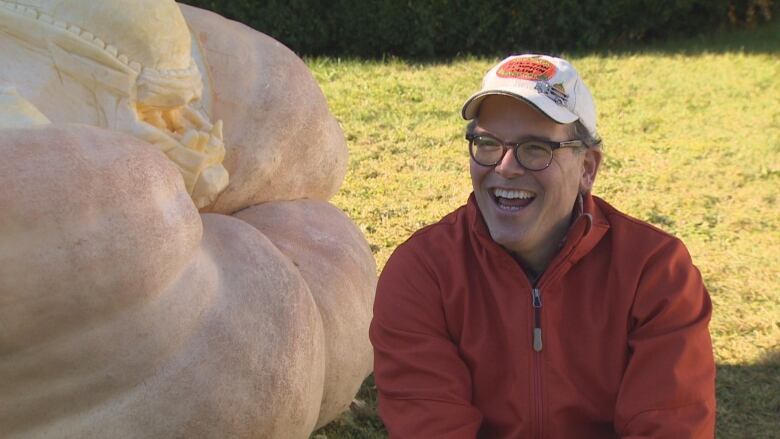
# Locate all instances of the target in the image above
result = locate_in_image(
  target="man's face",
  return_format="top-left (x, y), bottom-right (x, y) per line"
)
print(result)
top-left (470, 95), bottom-right (599, 261)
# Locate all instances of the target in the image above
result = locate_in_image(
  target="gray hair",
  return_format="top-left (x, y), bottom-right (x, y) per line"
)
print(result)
top-left (571, 120), bottom-right (602, 150)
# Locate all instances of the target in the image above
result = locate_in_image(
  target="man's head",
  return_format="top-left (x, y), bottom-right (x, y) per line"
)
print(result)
top-left (462, 55), bottom-right (602, 271)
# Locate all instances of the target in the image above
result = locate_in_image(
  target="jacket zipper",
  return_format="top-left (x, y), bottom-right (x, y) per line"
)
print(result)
top-left (527, 212), bottom-right (591, 439)
top-left (532, 288), bottom-right (543, 352)
top-left (531, 287), bottom-right (543, 439)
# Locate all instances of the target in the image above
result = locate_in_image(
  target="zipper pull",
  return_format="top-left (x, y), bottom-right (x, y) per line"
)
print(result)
top-left (532, 288), bottom-right (543, 352)
top-left (532, 288), bottom-right (542, 308)
top-left (533, 328), bottom-right (543, 352)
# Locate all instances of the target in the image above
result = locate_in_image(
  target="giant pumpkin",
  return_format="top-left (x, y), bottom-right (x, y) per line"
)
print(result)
top-left (0, 1), bottom-right (375, 437)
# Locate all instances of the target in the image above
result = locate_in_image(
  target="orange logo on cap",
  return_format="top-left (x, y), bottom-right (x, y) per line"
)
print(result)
top-left (496, 57), bottom-right (557, 81)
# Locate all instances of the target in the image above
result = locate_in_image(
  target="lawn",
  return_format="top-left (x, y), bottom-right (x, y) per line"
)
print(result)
top-left (308, 21), bottom-right (780, 439)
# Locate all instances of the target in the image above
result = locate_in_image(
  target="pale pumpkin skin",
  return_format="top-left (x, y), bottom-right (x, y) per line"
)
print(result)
top-left (180, 4), bottom-right (349, 214)
top-left (236, 200), bottom-right (376, 428)
top-left (0, 4), bottom-right (375, 438)
top-left (0, 124), bottom-right (375, 438)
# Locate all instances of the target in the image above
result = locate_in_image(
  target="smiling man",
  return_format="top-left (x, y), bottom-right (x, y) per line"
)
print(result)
top-left (370, 55), bottom-right (716, 438)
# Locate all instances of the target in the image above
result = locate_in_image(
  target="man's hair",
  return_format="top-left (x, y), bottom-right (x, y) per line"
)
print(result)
top-left (570, 120), bottom-right (602, 150)
top-left (465, 118), bottom-right (602, 150)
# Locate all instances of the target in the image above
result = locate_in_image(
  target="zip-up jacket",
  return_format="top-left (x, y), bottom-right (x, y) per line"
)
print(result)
top-left (370, 193), bottom-right (716, 438)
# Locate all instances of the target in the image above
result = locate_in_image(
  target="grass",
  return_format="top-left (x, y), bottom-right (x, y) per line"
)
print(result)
top-left (307, 20), bottom-right (780, 439)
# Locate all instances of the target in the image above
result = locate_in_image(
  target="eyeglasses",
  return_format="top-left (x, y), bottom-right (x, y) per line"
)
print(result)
top-left (466, 133), bottom-right (584, 171)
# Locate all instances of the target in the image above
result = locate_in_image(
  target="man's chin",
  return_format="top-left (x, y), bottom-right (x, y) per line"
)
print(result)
top-left (486, 226), bottom-right (528, 254)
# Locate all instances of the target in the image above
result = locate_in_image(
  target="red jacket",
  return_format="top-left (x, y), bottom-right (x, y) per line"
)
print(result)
top-left (370, 194), bottom-right (715, 438)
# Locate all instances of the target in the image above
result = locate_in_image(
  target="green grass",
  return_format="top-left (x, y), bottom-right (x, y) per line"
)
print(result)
top-left (308, 21), bottom-right (780, 439)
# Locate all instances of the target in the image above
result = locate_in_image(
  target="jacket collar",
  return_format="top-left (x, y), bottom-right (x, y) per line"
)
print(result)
top-left (565, 193), bottom-right (610, 265)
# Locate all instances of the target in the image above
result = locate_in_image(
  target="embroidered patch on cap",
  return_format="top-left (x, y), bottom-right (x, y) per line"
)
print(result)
top-left (535, 81), bottom-right (568, 106)
top-left (496, 57), bottom-right (557, 81)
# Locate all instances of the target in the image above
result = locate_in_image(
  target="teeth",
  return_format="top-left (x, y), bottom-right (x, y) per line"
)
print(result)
top-left (210, 120), bottom-right (223, 141)
top-left (132, 121), bottom-right (179, 153)
top-left (181, 106), bottom-right (208, 129)
top-left (493, 188), bottom-right (534, 199)
top-left (180, 129), bottom-right (199, 149)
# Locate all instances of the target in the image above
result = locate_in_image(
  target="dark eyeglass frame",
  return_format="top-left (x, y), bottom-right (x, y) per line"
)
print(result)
top-left (466, 132), bottom-right (585, 171)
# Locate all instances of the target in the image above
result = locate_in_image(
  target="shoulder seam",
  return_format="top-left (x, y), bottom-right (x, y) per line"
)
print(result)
top-left (599, 203), bottom-right (678, 242)
top-left (409, 214), bottom-right (459, 239)
top-left (403, 206), bottom-right (464, 243)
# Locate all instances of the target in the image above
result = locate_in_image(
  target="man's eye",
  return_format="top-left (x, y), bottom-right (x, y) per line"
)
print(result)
top-left (521, 142), bottom-right (551, 156)
top-left (476, 138), bottom-right (501, 149)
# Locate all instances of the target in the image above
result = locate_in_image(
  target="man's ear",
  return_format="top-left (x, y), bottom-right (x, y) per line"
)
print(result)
top-left (579, 148), bottom-right (602, 194)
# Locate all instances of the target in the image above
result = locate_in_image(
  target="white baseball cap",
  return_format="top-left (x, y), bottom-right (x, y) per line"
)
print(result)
top-left (462, 54), bottom-right (598, 139)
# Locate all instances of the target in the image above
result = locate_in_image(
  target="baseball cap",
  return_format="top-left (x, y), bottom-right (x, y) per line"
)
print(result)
top-left (461, 54), bottom-right (598, 139)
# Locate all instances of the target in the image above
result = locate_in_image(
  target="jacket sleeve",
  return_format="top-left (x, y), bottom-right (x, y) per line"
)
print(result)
top-left (614, 237), bottom-right (716, 438)
top-left (369, 243), bottom-right (483, 439)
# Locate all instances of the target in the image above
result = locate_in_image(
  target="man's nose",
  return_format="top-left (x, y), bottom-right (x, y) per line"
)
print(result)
top-left (494, 148), bottom-right (525, 179)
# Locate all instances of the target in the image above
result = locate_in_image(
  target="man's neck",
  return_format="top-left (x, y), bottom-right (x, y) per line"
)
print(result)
top-left (512, 194), bottom-right (584, 282)
top-left (511, 226), bottom-right (567, 282)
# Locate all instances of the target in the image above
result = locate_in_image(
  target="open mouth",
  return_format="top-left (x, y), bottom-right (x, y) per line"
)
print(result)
top-left (491, 187), bottom-right (536, 212)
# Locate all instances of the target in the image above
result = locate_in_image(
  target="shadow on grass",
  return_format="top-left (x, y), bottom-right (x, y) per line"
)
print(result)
top-left (560, 19), bottom-right (780, 57)
top-left (717, 350), bottom-right (780, 438)
top-left (311, 374), bottom-right (387, 439)
top-left (574, 19), bottom-right (780, 58)
top-left (309, 19), bottom-right (780, 67)
top-left (315, 350), bottom-right (780, 438)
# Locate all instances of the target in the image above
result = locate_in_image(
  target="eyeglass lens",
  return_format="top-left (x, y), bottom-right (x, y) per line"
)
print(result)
top-left (470, 136), bottom-right (552, 170)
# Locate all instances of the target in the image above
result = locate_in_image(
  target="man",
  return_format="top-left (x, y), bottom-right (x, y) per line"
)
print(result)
top-left (369, 54), bottom-right (716, 438)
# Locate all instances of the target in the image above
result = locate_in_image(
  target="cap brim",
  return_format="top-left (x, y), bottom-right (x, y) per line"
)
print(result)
top-left (461, 90), bottom-right (578, 125)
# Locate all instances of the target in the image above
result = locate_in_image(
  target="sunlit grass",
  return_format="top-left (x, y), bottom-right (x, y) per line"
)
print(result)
top-left (309, 21), bottom-right (780, 438)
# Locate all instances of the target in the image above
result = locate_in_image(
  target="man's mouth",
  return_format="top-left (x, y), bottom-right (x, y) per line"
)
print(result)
top-left (491, 188), bottom-right (536, 211)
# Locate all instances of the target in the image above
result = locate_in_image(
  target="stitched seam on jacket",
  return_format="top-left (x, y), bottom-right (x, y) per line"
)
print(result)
top-left (380, 395), bottom-right (479, 407)
top-left (602, 208), bottom-right (677, 241)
